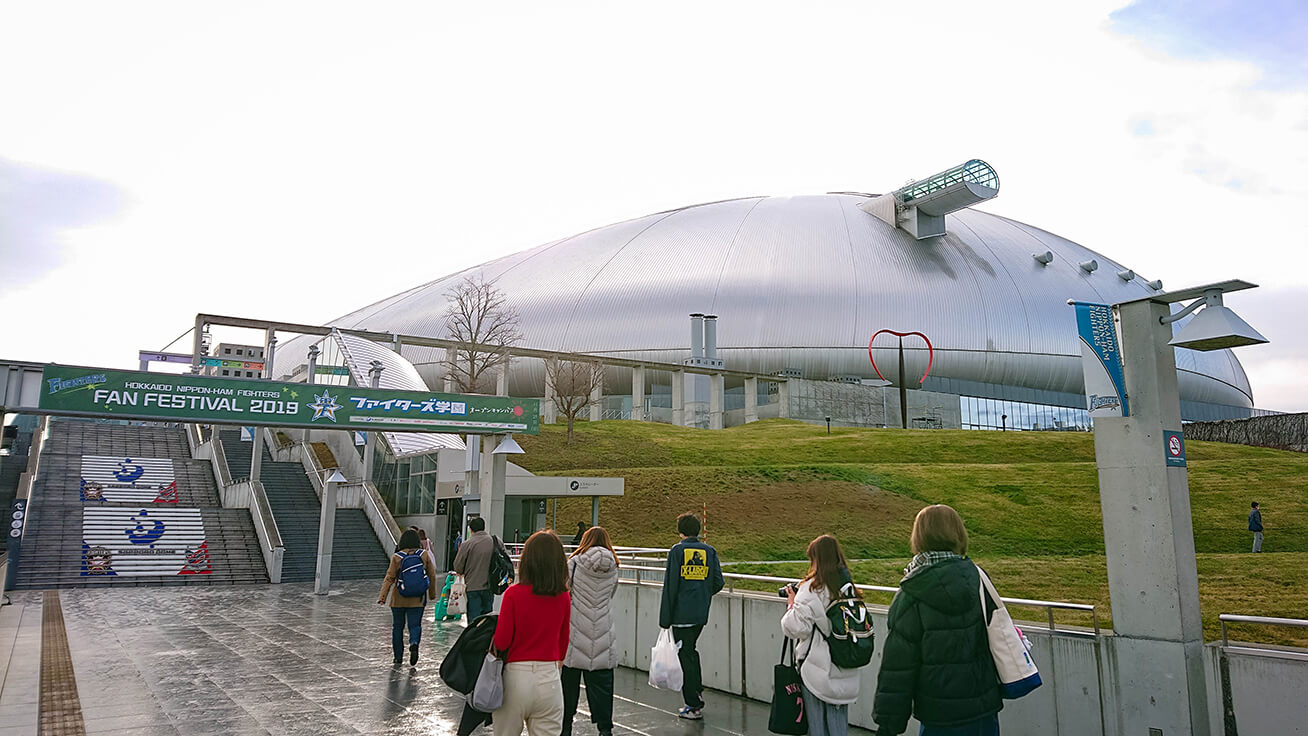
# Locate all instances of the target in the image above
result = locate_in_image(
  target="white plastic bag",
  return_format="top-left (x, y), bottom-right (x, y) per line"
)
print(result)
top-left (447, 576), bottom-right (467, 616)
top-left (648, 628), bottom-right (683, 691)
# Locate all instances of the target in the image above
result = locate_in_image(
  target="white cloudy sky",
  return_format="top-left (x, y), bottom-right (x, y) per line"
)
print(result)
top-left (1, 0), bottom-right (1306, 410)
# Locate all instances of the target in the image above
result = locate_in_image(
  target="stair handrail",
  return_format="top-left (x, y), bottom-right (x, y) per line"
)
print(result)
top-left (292, 436), bottom-right (399, 554)
top-left (245, 479), bottom-right (284, 584)
top-left (356, 479), bottom-right (400, 553)
top-left (207, 428), bottom-right (284, 584)
top-left (15, 416), bottom-right (49, 505)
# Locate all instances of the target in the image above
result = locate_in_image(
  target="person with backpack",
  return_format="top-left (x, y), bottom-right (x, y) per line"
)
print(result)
top-left (378, 528), bottom-right (440, 666)
top-left (561, 526), bottom-right (620, 736)
top-left (658, 511), bottom-right (724, 720)
top-left (492, 530), bottom-right (572, 736)
top-left (454, 516), bottom-right (499, 621)
top-left (873, 504), bottom-right (1002, 736)
top-left (780, 534), bottom-right (868, 736)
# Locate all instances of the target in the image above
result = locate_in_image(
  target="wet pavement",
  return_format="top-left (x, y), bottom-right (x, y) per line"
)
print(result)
top-left (1, 582), bottom-right (872, 735)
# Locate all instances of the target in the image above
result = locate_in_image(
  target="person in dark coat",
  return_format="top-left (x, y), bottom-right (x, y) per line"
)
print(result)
top-left (873, 504), bottom-right (1002, 736)
top-left (573, 521), bottom-right (587, 546)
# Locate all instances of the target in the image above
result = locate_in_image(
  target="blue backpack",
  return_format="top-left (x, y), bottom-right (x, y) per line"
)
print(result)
top-left (396, 551), bottom-right (430, 598)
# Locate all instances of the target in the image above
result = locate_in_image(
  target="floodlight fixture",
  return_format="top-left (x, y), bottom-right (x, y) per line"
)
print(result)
top-left (492, 434), bottom-right (525, 455)
top-left (1117, 269), bottom-right (1134, 281)
top-left (1080, 259), bottom-right (1099, 273)
top-left (1122, 280), bottom-right (1268, 352)
top-left (1033, 251), bottom-right (1054, 266)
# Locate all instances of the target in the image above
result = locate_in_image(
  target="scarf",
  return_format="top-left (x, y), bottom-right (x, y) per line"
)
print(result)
top-left (902, 551), bottom-right (965, 581)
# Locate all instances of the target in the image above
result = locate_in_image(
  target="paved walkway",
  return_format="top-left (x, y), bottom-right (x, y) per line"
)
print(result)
top-left (0, 582), bottom-right (874, 735)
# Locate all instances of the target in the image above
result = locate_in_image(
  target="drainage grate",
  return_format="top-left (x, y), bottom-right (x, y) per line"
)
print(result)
top-left (39, 591), bottom-right (86, 736)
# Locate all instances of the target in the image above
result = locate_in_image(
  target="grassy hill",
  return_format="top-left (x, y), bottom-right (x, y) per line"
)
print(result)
top-left (515, 419), bottom-right (1308, 645)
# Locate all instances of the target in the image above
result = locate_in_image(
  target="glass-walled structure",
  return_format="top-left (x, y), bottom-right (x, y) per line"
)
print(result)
top-left (372, 446), bottom-right (438, 516)
top-left (960, 395), bottom-right (1090, 431)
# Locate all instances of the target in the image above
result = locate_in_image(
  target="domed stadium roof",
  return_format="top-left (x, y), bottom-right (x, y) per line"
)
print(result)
top-left (319, 193), bottom-right (1253, 411)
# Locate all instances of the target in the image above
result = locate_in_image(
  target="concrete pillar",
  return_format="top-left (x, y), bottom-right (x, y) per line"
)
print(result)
top-left (744, 377), bottom-right (759, 424)
top-left (250, 427), bottom-right (263, 482)
top-left (443, 350), bottom-right (456, 392)
top-left (303, 345), bottom-right (319, 444)
top-left (139, 357), bottom-right (149, 372)
top-left (191, 315), bottom-right (206, 374)
top-left (1094, 298), bottom-right (1209, 736)
top-left (363, 363), bottom-right (382, 483)
top-left (589, 368), bottom-right (603, 422)
top-left (263, 328), bottom-right (277, 380)
top-left (496, 361), bottom-right (509, 397)
top-left (591, 497), bottom-right (599, 527)
top-left (543, 368), bottom-right (558, 424)
top-left (313, 472), bottom-right (341, 594)
top-left (778, 380), bottom-right (791, 419)
top-left (709, 374), bottom-right (724, 430)
top-left (489, 451), bottom-right (507, 540)
top-left (631, 366), bottom-right (645, 422)
top-left (671, 370), bottom-right (685, 427)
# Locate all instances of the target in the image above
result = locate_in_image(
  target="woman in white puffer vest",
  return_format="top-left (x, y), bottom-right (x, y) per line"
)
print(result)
top-left (562, 526), bottom-right (620, 736)
top-left (780, 534), bottom-right (863, 736)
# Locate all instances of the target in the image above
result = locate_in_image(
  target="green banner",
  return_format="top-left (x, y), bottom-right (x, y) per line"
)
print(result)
top-left (38, 365), bottom-right (539, 435)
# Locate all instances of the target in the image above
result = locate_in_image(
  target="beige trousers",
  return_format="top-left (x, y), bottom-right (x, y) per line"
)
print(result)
top-left (493, 661), bottom-right (563, 736)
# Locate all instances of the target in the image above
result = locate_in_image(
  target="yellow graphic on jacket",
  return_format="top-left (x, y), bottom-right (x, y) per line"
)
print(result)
top-left (681, 549), bottom-right (708, 581)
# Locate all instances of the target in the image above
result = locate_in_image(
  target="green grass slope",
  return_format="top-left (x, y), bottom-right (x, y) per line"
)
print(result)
top-left (516, 419), bottom-right (1308, 645)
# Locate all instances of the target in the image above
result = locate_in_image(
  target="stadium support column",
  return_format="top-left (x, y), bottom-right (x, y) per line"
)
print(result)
top-left (778, 379), bottom-right (791, 419)
top-left (709, 374), bottom-right (724, 429)
top-left (191, 315), bottom-right (206, 374)
top-left (631, 366), bottom-right (645, 422)
top-left (671, 370), bottom-right (685, 426)
top-left (744, 377), bottom-right (758, 423)
top-left (543, 367), bottom-right (557, 424)
top-left (314, 470), bottom-right (343, 595)
top-left (1095, 299), bottom-right (1209, 736)
top-left (589, 368), bottom-right (603, 422)
top-left (496, 360), bottom-right (509, 396)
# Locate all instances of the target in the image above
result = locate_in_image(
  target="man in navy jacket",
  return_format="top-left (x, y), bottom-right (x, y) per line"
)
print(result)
top-left (659, 512), bottom-right (725, 720)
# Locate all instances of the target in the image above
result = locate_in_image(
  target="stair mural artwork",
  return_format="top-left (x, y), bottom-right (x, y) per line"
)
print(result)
top-left (13, 419), bottom-right (267, 589)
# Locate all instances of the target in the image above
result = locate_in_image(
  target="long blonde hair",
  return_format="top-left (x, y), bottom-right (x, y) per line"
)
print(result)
top-left (571, 526), bottom-right (619, 567)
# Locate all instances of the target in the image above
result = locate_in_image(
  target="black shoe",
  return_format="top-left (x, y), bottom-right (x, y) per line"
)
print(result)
top-left (392, 655), bottom-right (402, 666)
top-left (409, 643), bottom-right (420, 666)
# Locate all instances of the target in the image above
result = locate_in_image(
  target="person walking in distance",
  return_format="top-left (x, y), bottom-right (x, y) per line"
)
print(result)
top-left (658, 512), bottom-right (724, 720)
top-left (377, 528), bottom-right (440, 666)
top-left (572, 521), bottom-right (587, 546)
top-left (492, 531), bottom-right (572, 736)
top-left (1249, 501), bottom-right (1264, 553)
top-left (781, 535), bottom-right (863, 736)
top-left (562, 527), bottom-right (620, 736)
top-left (873, 505), bottom-right (1002, 736)
top-left (453, 516), bottom-right (496, 621)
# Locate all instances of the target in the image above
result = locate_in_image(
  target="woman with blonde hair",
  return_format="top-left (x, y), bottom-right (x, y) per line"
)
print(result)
top-left (492, 530), bottom-right (572, 736)
top-left (561, 526), bottom-right (621, 736)
top-left (873, 504), bottom-right (1002, 736)
top-left (780, 534), bottom-right (862, 736)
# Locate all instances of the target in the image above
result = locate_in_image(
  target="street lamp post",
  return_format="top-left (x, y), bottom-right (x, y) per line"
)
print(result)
top-left (1089, 280), bottom-right (1265, 736)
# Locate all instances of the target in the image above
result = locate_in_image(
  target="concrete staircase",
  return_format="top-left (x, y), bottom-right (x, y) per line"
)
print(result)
top-left (217, 430), bottom-right (388, 583)
top-left (12, 419), bottom-right (269, 589)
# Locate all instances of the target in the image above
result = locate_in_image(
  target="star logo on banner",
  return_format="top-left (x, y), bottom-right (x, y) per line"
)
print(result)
top-left (308, 390), bottom-right (342, 422)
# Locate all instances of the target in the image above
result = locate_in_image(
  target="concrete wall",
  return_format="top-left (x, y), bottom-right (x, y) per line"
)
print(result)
top-left (610, 581), bottom-right (1308, 735)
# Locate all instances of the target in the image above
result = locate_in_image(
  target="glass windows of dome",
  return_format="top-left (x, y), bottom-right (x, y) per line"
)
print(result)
top-left (372, 448), bottom-right (437, 516)
top-left (960, 395), bottom-right (1090, 432)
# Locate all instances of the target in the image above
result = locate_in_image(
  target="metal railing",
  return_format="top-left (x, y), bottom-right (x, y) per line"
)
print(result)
top-left (504, 546), bottom-right (1098, 640)
top-left (1220, 614), bottom-right (1308, 648)
top-left (200, 425), bottom-right (284, 583)
top-left (612, 562), bottom-right (1100, 636)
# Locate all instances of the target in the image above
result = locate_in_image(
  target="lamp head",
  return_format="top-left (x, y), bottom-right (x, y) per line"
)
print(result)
top-left (491, 434), bottom-right (525, 455)
top-left (1168, 289), bottom-right (1269, 351)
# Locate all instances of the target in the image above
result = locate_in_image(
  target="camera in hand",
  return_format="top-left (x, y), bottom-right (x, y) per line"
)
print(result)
top-left (777, 582), bottom-right (797, 598)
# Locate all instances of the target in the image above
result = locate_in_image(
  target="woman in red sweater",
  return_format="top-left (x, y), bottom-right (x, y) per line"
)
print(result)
top-left (492, 530), bottom-right (572, 736)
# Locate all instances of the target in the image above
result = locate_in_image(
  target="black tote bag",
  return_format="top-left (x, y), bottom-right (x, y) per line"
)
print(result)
top-left (768, 638), bottom-right (808, 735)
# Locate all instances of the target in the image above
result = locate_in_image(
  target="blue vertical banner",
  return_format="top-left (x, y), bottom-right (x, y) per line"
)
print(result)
top-left (1071, 301), bottom-right (1129, 418)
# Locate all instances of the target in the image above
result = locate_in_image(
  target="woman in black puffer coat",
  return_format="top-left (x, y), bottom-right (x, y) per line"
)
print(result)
top-left (873, 504), bottom-right (1002, 736)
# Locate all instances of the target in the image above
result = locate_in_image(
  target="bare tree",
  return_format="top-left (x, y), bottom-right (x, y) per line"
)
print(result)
top-left (544, 357), bottom-right (605, 443)
top-left (442, 276), bottom-right (523, 393)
